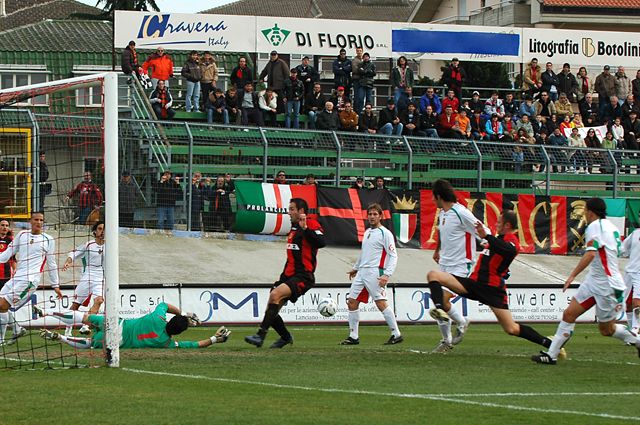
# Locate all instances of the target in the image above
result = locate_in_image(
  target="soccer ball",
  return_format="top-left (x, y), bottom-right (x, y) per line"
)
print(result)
top-left (317, 298), bottom-right (338, 317)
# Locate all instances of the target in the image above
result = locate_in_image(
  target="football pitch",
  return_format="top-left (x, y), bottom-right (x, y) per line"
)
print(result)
top-left (3, 323), bottom-right (639, 425)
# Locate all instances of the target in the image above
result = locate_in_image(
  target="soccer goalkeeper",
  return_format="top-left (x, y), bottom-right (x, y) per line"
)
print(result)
top-left (39, 302), bottom-right (230, 349)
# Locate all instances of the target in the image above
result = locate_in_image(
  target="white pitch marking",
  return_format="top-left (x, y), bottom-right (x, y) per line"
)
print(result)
top-left (123, 368), bottom-right (640, 421)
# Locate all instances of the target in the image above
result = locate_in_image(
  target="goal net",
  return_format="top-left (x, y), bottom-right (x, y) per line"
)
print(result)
top-left (0, 73), bottom-right (119, 369)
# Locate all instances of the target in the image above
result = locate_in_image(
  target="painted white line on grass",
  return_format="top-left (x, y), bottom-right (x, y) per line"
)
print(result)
top-left (123, 367), bottom-right (640, 421)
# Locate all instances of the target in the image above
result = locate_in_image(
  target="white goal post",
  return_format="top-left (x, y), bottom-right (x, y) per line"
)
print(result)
top-left (0, 72), bottom-right (120, 367)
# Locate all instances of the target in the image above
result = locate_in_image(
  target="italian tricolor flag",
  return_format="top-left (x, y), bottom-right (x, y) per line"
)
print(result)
top-left (234, 181), bottom-right (317, 235)
top-left (605, 198), bottom-right (626, 233)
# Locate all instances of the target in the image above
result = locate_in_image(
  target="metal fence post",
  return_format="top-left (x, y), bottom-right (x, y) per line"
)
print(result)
top-left (259, 127), bottom-right (269, 183)
top-left (403, 136), bottom-right (413, 190)
top-left (184, 122), bottom-right (193, 231)
top-left (332, 132), bottom-right (342, 187)
top-left (470, 140), bottom-right (482, 193)
top-left (607, 149), bottom-right (618, 199)
top-left (540, 147), bottom-right (551, 197)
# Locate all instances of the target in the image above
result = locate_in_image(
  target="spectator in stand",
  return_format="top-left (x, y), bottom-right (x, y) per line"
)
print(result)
top-left (230, 57), bottom-right (253, 90)
top-left (200, 52), bottom-right (218, 107)
top-left (153, 170), bottom-right (181, 230)
top-left (351, 177), bottom-right (366, 189)
top-left (149, 80), bottom-right (175, 120)
top-left (38, 151), bottom-right (50, 211)
top-left (295, 56), bottom-right (319, 101)
top-left (306, 83), bottom-right (326, 130)
top-left (438, 105), bottom-right (461, 139)
top-left (274, 171), bottom-right (287, 185)
top-left (204, 176), bottom-right (232, 232)
top-left (259, 51), bottom-right (289, 112)
top-left (239, 82), bottom-right (264, 127)
top-left (548, 127), bottom-right (569, 172)
top-left (621, 94), bottom-right (640, 120)
top-left (391, 56), bottom-right (414, 105)
top-left (595, 65), bottom-right (616, 118)
top-left (374, 176), bottom-right (386, 190)
top-left (419, 87), bottom-right (442, 115)
top-left (121, 40), bottom-right (142, 78)
top-left (633, 69), bottom-right (640, 102)
top-left (304, 174), bottom-right (318, 186)
top-left (400, 102), bottom-right (422, 137)
top-left (519, 96), bottom-right (536, 119)
top-left (615, 66), bottom-right (631, 106)
top-left (579, 92), bottom-right (598, 124)
top-left (571, 113), bottom-right (584, 128)
top-left (355, 52), bottom-right (376, 113)
top-left (535, 129), bottom-right (550, 172)
top-left (512, 129), bottom-right (528, 172)
top-left (316, 101), bottom-right (339, 131)
top-left (332, 48), bottom-right (352, 92)
top-left (358, 103), bottom-right (378, 135)
top-left (206, 88), bottom-right (228, 125)
top-left (611, 117), bottom-right (625, 147)
top-left (454, 109), bottom-right (471, 139)
top-left (468, 91), bottom-right (484, 115)
top-left (188, 172), bottom-right (205, 231)
top-left (502, 113), bottom-right (516, 139)
top-left (557, 63), bottom-right (579, 103)
top-left (624, 110), bottom-right (640, 150)
top-left (534, 91), bottom-right (556, 119)
top-left (142, 46), bottom-right (174, 89)
top-left (378, 98), bottom-right (403, 136)
top-left (259, 87), bottom-right (278, 127)
top-left (283, 68), bottom-right (304, 129)
top-left (421, 104), bottom-right (440, 139)
top-left (442, 57), bottom-right (466, 101)
top-left (602, 95), bottom-right (622, 124)
top-left (555, 92), bottom-right (574, 121)
top-left (503, 93), bottom-right (519, 118)
top-left (541, 62), bottom-right (560, 102)
top-left (351, 48), bottom-right (364, 112)
top-left (485, 113), bottom-right (512, 143)
top-left (470, 109), bottom-right (487, 141)
top-left (516, 114), bottom-right (534, 136)
top-left (568, 127), bottom-right (588, 174)
top-left (583, 128), bottom-right (602, 174)
top-left (223, 173), bottom-right (235, 193)
top-left (181, 51), bottom-right (202, 113)
top-left (225, 86), bottom-right (241, 125)
top-left (441, 89), bottom-right (459, 113)
top-left (484, 91), bottom-right (505, 120)
top-left (118, 171), bottom-right (136, 228)
top-left (546, 114), bottom-right (560, 134)
top-left (558, 113), bottom-right (574, 136)
top-left (523, 58), bottom-right (542, 98)
top-left (397, 87), bottom-right (417, 115)
top-left (532, 114), bottom-right (546, 136)
top-left (330, 86), bottom-right (350, 112)
top-left (339, 101), bottom-right (359, 132)
top-left (576, 66), bottom-right (592, 102)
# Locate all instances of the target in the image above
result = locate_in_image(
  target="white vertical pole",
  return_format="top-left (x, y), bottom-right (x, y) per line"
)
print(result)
top-left (103, 72), bottom-right (120, 367)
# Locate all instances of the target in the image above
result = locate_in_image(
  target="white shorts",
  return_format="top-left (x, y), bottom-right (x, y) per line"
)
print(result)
top-left (74, 277), bottom-right (104, 306)
top-left (349, 268), bottom-right (387, 303)
top-left (0, 278), bottom-right (37, 309)
top-left (440, 263), bottom-right (472, 295)
top-left (574, 280), bottom-right (625, 322)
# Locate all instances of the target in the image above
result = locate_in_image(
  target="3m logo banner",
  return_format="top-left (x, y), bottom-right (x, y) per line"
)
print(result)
top-left (318, 187), bottom-right (392, 245)
top-left (234, 181), bottom-right (317, 235)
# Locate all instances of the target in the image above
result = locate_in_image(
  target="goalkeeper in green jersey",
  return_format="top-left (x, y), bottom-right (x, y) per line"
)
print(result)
top-left (38, 302), bottom-right (230, 349)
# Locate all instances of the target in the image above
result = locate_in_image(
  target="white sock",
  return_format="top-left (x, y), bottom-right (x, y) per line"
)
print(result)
top-left (633, 307), bottom-right (640, 331)
top-left (52, 311), bottom-right (86, 327)
top-left (548, 320), bottom-right (575, 359)
top-left (612, 323), bottom-right (638, 345)
top-left (65, 326), bottom-right (73, 337)
top-left (437, 319), bottom-right (452, 344)
top-left (58, 335), bottom-right (92, 349)
top-left (381, 306), bottom-right (401, 338)
top-left (8, 311), bottom-right (22, 334)
top-left (628, 310), bottom-right (634, 329)
top-left (0, 311), bottom-right (8, 342)
top-left (348, 310), bottom-right (360, 339)
top-left (447, 302), bottom-right (466, 325)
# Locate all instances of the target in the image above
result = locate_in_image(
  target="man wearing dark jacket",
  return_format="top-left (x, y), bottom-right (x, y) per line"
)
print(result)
top-left (441, 57), bottom-right (466, 100)
top-left (121, 41), bottom-right (141, 77)
top-left (305, 83), bottom-right (326, 130)
top-left (557, 63), bottom-right (578, 103)
top-left (259, 51), bottom-right (289, 112)
top-left (332, 49), bottom-right (352, 92)
top-left (230, 57), bottom-right (253, 89)
top-left (181, 51), bottom-right (203, 112)
top-left (283, 69), bottom-right (305, 129)
top-left (541, 62), bottom-right (560, 101)
top-left (355, 52), bottom-right (376, 113)
top-left (378, 98), bottom-right (403, 136)
top-left (295, 56), bottom-right (319, 99)
top-left (154, 170), bottom-right (181, 230)
top-left (316, 101), bottom-right (339, 131)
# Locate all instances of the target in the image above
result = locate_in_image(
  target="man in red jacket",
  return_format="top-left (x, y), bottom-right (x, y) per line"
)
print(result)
top-left (142, 47), bottom-right (175, 89)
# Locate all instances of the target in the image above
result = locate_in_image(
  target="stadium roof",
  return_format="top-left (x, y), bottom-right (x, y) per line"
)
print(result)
top-left (0, 0), bottom-right (102, 32)
top-left (0, 20), bottom-right (112, 53)
top-left (201, 0), bottom-right (420, 22)
top-left (543, 0), bottom-right (640, 7)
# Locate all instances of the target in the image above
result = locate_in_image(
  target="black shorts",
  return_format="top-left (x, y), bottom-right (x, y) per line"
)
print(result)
top-left (0, 278), bottom-right (8, 290)
top-left (276, 275), bottom-right (315, 303)
top-left (455, 276), bottom-right (509, 310)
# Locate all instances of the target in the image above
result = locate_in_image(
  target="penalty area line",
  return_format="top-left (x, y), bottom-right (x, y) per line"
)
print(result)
top-left (123, 367), bottom-right (640, 421)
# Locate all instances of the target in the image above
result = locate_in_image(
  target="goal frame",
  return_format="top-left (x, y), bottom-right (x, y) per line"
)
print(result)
top-left (0, 72), bottom-right (120, 367)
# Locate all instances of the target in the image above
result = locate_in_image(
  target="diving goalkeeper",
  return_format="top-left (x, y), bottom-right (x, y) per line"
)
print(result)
top-left (39, 302), bottom-right (230, 349)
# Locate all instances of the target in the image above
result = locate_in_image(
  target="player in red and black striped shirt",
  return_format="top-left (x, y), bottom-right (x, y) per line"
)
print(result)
top-left (427, 210), bottom-right (553, 351)
top-left (245, 198), bottom-right (326, 349)
top-left (0, 219), bottom-right (14, 287)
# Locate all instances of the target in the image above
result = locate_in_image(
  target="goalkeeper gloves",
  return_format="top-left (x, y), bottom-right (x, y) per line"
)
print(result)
top-left (184, 312), bottom-right (201, 327)
top-left (209, 326), bottom-right (231, 344)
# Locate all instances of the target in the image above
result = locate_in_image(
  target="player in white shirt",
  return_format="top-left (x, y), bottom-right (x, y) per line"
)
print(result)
top-left (341, 203), bottom-right (402, 345)
top-left (532, 198), bottom-right (640, 365)
top-left (0, 212), bottom-right (61, 345)
top-left (62, 221), bottom-right (105, 335)
top-left (621, 218), bottom-right (640, 334)
top-left (430, 179), bottom-right (490, 353)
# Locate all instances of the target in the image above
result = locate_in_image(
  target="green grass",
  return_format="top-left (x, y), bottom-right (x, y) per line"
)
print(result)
top-left (2, 324), bottom-right (639, 425)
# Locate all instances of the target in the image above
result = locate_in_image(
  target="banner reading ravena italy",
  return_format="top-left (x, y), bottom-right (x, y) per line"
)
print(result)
top-left (114, 10), bottom-right (256, 52)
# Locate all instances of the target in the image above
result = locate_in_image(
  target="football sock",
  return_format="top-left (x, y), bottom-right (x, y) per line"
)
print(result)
top-left (51, 311), bottom-right (85, 326)
top-left (381, 306), bottom-right (401, 338)
top-left (612, 323), bottom-right (637, 345)
top-left (517, 323), bottom-right (550, 347)
top-left (64, 326), bottom-right (73, 337)
top-left (348, 310), bottom-right (360, 339)
top-left (271, 314), bottom-right (291, 340)
top-left (58, 335), bottom-right (92, 349)
top-left (259, 303), bottom-right (281, 336)
top-left (428, 281), bottom-right (444, 309)
top-left (633, 307), bottom-right (640, 331)
top-left (447, 302), bottom-right (465, 325)
top-left (547, 320), bottom-right (575, 359)
top-left (438, 319), bottom-right (452, 344)
top-left (8, 311), bottom-right (22, 334)
top-left (627, 310), bottom-right (634, 329)
top-left (0, 311), bottom-right (8, 342)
